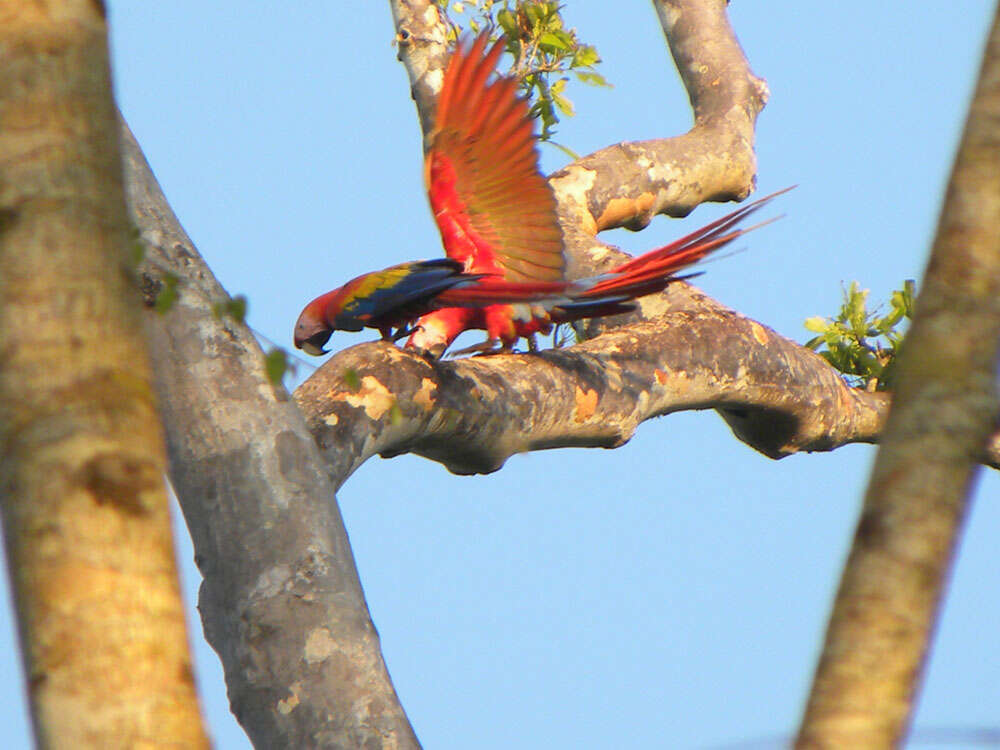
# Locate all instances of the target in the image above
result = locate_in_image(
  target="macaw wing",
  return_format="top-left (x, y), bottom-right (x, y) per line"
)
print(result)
top-left (424, 35), bottom-right (565, 283)
top-left (338, 259), bottom-right (469, 325)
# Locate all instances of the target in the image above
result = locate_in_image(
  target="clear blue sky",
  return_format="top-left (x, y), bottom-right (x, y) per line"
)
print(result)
top-left (1, 2), bottom-right (998, 748)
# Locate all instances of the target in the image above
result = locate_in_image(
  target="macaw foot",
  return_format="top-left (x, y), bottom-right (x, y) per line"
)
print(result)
top-left (391, 325), bottom-right (415, 342)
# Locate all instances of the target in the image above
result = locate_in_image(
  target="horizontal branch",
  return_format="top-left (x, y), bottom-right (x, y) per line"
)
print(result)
top-left (318, 1), bottom-right (999, 484)
top-left (297, 309), bottom-right (895, 478)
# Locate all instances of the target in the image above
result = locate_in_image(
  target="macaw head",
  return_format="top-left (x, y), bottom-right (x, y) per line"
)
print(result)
top-left (294, 292), bottom-right (336, 355)
top-left (294, 281), bottom-right (373, 355)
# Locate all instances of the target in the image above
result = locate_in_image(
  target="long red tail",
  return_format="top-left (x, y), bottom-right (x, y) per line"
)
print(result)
top-left (434, 277), bottom-right (571, 306)
top-left (584, 187), bottom-right (792, 298)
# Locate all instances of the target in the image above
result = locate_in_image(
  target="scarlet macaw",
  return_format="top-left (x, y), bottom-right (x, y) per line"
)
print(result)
top-left (294, 35), bottom-right (786, 357)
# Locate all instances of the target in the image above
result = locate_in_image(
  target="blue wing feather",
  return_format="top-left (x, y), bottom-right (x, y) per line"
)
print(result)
top-left (335, 259), bottom-right (470, 329)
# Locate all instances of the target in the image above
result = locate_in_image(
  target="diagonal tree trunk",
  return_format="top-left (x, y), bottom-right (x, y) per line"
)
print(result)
top-left (0, 2), bottom-right (209, 747)
top-left (797, 4), bottom-right (1000, 747)
top-left (126, 119), bottom-right (421, 749)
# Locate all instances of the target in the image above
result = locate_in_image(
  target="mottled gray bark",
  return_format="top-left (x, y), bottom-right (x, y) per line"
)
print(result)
top-left (293, 313), bottom-right (1000, 481)
top-left (124, 122), bottom-right (420, 749)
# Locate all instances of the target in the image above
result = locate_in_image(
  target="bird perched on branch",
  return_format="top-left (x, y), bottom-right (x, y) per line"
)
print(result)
top-left (294, 35), bottom-right (787, 358)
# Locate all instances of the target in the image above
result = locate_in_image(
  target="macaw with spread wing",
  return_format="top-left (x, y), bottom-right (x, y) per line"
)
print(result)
top-left (294, 35), bottom-right (787, 358)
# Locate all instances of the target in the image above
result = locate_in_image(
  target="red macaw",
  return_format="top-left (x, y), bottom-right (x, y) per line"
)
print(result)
top-left (294, 257), bottom-right (568, 355)
top-left (293, 192), bottom-right (780, 355)
top-left (294, 35), bottom-right (787, 358)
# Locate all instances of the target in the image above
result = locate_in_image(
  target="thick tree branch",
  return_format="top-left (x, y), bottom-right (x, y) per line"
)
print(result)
top-left (552, 0), bottom-right (767, 236)
top-left (390, 0), bottom-right (450, 140)
top-left (797, 7), bottom-right (1000, 747)
top-left (295, 314), bottom-right (880, 478)
top-left (123, 123), bottom-right (420, 749)
top-left (296, 315), bottom-right (1000, 478)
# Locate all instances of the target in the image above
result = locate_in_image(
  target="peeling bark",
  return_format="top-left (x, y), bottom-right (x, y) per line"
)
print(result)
top-left (797, 7), bottom-right (1000, 747)
top-left (296, 314), bottom-right (890, 479)
top-left (389, 0), bottom-right (450, 140)
top-left (554, 0), bottom-right (767, 234)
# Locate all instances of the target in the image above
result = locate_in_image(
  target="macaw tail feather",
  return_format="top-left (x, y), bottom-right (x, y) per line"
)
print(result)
top-left (435, 277), bottom-right (572, 306)
top-left (609, 187), bottom-right (793, 279)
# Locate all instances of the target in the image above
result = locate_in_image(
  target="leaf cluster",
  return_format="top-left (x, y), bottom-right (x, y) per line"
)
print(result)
top-left (804, 280), bottom-right (915, 391)
top-left (436, 1), bottom-right (610, 146)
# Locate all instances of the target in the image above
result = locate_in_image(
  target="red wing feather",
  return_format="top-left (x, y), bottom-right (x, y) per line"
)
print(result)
top-left (425, 35), bottom-right (565, 283)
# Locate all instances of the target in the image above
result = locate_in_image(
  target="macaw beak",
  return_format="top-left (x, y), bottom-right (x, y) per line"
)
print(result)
top-left (294, 289), bottom-right (338, 356)
top-left (294, 304), bottom-right (334, 355)
top-left (299, 338), bottom-right (329, 356)
top-left (295, 328), bottom-right (332, 356)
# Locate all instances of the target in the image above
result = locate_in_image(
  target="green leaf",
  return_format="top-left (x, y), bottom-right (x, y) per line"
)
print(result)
top-left (857, 349), bottom-right (882, 374)
top-left (545, 139), bottom-right (579, 160)
top-left (803, 316), bottom-right (829, 333)
top-left (879, 306), bottom-right (905, 330)
top-left (574, 70), bottom-right (610, 87)
top-left (573, 44), bottom-right (600, 68)
top-left (264, 347), bottom-right (290, 385)
top-left (212, 294), bottom-right (248, 323)
top-left (895, 279), bottom-right (916, 318)
top-left (539, 30), bottom-right (571, 51)
top-left (129, 226), bottom-right (146, 265)
top-left (522, 3), bottom-right (540, 27)
top-left (342, 368), bottom-right (361, 393)
top-left (551, 89), bottom-right (574, 117)
top-left (497, 8), bottom-right (517, 37)
top-left (818, 350), bottom-right (838, 367)
top-left (154, 273), bottom-right (179, 315)
top-left (804, 278), bottom-right (917, 389)
top-left (804, 335), bottom-right (825, 350)
top-left (844, 284), bottom-right (869, 336)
